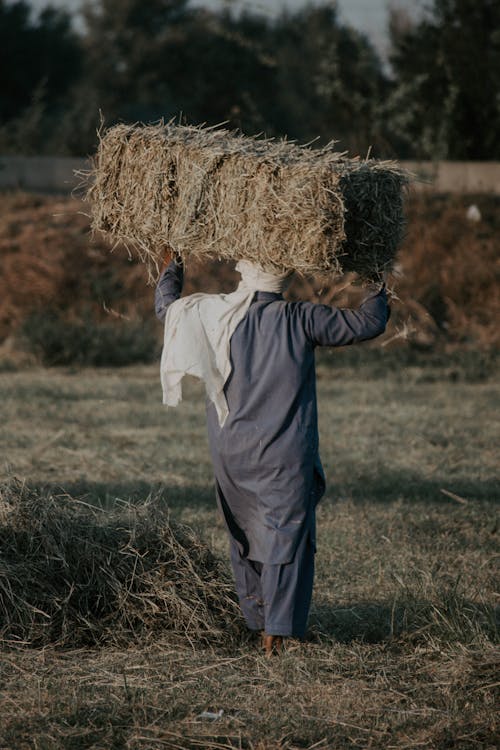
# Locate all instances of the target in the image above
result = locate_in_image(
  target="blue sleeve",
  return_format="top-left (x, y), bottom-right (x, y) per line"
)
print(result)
top-left (155, 260), bottom-right (184, 322)
top-left (299, 285), bottom-right (390, 347)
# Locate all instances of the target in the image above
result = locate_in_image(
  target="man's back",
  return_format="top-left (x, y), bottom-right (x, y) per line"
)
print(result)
top-left (221, 293), bottom-right (318, 460)
top-left (156, 262), bottom-right (389, 564)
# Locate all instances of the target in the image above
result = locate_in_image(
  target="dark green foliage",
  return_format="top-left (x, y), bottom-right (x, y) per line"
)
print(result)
top-left (0, 0), bottom-right (497, 159)
top-left (0, 0), bottom-right (81, 121)
top-left (386, 0), bottom-right (500, 159)
top-left (270, 4), bottom-right (388, 151)
top-left (79, 0), bottom-right (283, 147)
top-left (80, 1), bottom-right (387, 152)
top-left (21, 310), bottom-right (158, 367)
top-left (0, 0), bottom-right (82, 153)
top-left (0, 0), bottom-right (393, 156)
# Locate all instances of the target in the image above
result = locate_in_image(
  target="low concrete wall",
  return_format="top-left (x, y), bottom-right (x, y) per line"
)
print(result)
top-left (1, 155), bottom-right (500, 195)
top-left (404, 161), bottom-right (500, 194)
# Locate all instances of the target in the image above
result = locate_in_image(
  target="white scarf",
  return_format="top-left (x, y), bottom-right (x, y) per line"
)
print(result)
top-left (160, 261), bottom-right (291, 426)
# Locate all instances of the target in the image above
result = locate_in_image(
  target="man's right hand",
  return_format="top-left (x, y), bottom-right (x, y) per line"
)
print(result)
top-left (161, 246), bottom-right (182, 272)
top-left (161, 250), bottom-right (172, 272)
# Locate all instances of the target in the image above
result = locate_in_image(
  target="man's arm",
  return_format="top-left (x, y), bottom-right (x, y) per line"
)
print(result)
top-left (300, 284), bottom-right (390, 347)
top-left (155, 256), bottom-right (184, 322)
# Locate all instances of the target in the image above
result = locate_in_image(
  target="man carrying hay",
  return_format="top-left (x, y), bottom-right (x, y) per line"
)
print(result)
top-left (155, 255), bottom-right (389, 655)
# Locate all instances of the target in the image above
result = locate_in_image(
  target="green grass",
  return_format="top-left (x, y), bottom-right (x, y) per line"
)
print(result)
top-left (19, 311), bottom-right (159, 367)
top-left (0, 352), bottom-right (498, 749)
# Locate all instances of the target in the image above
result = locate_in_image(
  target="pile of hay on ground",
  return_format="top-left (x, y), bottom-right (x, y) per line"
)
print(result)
top-left (0, 479), bottom-right (241, 648)
top-left (83, 122), bottom-right (409, 281)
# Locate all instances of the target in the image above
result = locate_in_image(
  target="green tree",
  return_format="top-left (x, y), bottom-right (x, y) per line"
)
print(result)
top-left (0, 0), bottom-right (81, 122)
top-left (386, 0), bottom-right (500, 159)
top-left (80, 0), bottom-right (277, 135)
top-left (173, 8), bottom-right (278, 135)
top-left (78, 0), bottom-right (387, 153)
top-left (269, 4), bottom-right (388, 152)
top-left (0, 0), bottom-right (390, 156)
top-left (80, 0), bottom-right (189, 123)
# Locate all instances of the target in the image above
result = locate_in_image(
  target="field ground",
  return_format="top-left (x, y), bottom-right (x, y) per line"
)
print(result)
top-left (1, 352), bottom-right (499, 749)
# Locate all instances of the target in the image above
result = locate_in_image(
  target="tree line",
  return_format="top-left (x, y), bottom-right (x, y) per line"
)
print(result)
top-left (0, 0), bottom-right (499, 159)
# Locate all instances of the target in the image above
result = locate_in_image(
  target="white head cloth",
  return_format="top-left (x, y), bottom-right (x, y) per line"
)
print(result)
top-left (160, 261), bottom-right (291, 426)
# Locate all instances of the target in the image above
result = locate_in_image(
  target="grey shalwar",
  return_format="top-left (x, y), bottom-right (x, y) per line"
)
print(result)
top-left (156, 261), bottom-right (389, 637)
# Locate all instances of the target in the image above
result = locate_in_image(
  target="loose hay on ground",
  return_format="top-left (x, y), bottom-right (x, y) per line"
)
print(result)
top-left (83, 122), bottom-right (409, 281)
top-left (0, 479), bottom-right (241, 648)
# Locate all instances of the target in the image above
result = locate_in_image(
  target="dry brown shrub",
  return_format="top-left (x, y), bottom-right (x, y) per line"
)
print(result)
top-left (0, 190), bottom-right (498, 350)
top-left (0, 192), bottom-right (150, 342)
top-left (394, 193), bottom-right (500, 348)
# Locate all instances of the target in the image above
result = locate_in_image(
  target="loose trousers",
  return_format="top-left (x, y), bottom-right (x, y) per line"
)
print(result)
top-left (229, 527), bottom-right (315, 638)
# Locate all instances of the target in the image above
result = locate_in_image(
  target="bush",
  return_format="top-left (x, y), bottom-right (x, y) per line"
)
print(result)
top-left (21, 310), bottom-right (159, 367)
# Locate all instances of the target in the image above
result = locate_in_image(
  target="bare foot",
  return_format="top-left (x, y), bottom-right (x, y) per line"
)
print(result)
top-left (262, 633), bottom-right (283, 657)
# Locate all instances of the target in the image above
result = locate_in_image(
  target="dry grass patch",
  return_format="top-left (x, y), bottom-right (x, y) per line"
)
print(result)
top-left (0, 363), bottom-right (498, 748)
top-left (0, 479), bottom-right (241, 648)
top-left (1, 638), bottom-right (498, 748)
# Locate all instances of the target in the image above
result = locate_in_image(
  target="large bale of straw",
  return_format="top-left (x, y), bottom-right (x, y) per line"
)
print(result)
top-left (84, 122), bottom-right (409, 281)
top-left (0, 480), bottom-right (241, 647)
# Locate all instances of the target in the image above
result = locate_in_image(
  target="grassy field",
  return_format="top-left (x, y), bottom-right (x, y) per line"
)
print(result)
top-left (0, 352), bottom-right (498, 749)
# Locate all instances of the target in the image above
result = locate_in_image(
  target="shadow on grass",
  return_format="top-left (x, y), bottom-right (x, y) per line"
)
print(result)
top-left (310, 597), bottom-right (499, 645)
top-left (316, 346), bottom-right (499, 382)
top-left (30, 471), bottom-right (499, 512)
top-left (29, 479), bottom-right (216, 512)
top-left (336, 471), bottom-right (499, 505)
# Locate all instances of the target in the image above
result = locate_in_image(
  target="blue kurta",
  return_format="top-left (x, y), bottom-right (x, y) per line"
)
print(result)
top-left (156, 262), bottom-right (389, 569)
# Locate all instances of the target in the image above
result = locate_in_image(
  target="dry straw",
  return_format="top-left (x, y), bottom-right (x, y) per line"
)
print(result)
top-left (0, 479), bottom-right (241, 648)
top-left (83, 121), bottom-right (409, 281)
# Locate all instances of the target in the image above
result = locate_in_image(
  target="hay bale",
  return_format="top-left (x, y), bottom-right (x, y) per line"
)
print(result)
top-left (83, 122), bottom-right (409, 281)
top-left (0, 479), bottom-right (241, 647)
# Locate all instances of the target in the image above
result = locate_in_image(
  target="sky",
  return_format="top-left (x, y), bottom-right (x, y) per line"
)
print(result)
top-left (24, 0), bottom-right (428, 59)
